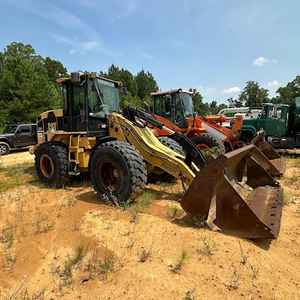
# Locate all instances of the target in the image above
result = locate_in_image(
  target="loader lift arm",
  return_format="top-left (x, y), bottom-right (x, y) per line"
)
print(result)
top-left (109, 109), bottom-right (283, 239)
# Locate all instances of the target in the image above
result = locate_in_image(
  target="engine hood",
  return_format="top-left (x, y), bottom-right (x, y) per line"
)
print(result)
top-left (0, 133), bottom-right (14, 138)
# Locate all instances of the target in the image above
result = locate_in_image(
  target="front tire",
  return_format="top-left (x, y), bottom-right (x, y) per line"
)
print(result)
top-left (90, 141), bottom-right (147, 204)
top-left (0, 142), bottom-right (10, 155)
top-left (35, 142), bottom-right (69, 187)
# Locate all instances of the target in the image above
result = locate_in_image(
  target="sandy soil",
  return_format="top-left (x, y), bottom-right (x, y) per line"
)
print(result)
top-left (0, 151), bottom-right (299, 299)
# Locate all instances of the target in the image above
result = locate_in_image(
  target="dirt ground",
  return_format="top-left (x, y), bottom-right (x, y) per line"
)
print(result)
top-left (0, 151), bottom-right (299, 300)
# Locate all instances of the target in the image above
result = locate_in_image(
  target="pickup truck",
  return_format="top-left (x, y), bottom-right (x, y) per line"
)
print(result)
top-left (0, 124), bottom-right (37, 155)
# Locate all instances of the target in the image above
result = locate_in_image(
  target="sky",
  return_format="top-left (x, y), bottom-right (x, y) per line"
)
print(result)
top-left (0, 0), bottom-right (299, 103)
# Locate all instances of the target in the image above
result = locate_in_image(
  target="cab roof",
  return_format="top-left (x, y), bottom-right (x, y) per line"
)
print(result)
top-left (56, 72), bottom-right (122, 86)
top-left (151, 89), bottom-right (193, 97)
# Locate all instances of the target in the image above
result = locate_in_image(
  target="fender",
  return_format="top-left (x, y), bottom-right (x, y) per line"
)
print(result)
top-left (0, 138), bottom-right (12, 148)
top-left (88, 136), bottom-right (117, 172)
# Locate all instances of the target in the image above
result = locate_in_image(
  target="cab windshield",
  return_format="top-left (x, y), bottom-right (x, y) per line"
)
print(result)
top-left (92, 78), bottom-right (120, 113)
top-left (180, 93), bottom-right (194, 117)
top-left (4, 125), bottom-right (17, 134)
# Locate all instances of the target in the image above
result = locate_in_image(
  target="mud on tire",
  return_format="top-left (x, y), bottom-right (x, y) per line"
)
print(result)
top-left (35, 142), bottom-right (69, 187)
top-left (90, 141), bottom-right (147, 204)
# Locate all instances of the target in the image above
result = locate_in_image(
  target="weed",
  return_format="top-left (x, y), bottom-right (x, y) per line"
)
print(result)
top-left (3, 250), bottom-right (16, 270)
top-left (167, 205), bottom-right (183, 219)
top-left (197, 236), bottom-right (216, 256)
top-left (34, 215), bottom-right (54, 234)
top-left (136, 191), bottom-right (156, 210)
top-left (170, 250), bottom-right (188, 273)
top-left (138, 248), bottom-right (151, 263)
top-left (249, 263), bottom-right (259, 281)
top-left (225, 268), bottom-right (240, 291)
top-left (85, 251), bottom-right (116, 280)
top-left (61, 196), bottom-right (77, 208)
top-left (3, 279), bottom-right (46, 300)
top-left (283, 191), bottom-right (291, 206)
top-left (0, 224), bottom-right (14, 249)
top-left (5, 287), bottom-right (46, 300)
top-left (126, 190), bottom-right (156, 223)
top-left (0, 163), bottom-right (34, 192)
top-left (51, 246), bottom-right (85, 288)
top-left (183, 289), bottom-right (196, 300)
top-left (239, 241), bottom-right (248, 265)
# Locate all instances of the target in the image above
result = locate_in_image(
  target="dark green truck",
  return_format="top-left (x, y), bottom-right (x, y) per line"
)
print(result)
top-left (241, 97), bottom-right (300, 148)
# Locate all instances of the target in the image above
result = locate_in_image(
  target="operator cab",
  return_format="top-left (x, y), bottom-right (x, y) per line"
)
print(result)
top-left (55, 72), bottom-right (121, 135)
top-left (151, 89), bottom-right (194, 128)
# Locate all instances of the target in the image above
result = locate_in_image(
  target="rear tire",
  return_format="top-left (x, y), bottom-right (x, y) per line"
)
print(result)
top-left (35, 142), bottom-right (69, 187)
top-left (190, 134), bottom-right (225, 157)
top-left (90, 141), bottom-right (147, 204)
top-left (0, 142), bottom-right (10, 155)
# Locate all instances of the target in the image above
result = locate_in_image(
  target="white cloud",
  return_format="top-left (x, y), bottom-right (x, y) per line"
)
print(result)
top-left (51, 34), bottom-right (101, 55)
top-left (222, 86), bottom-right (241, 94)
top-left (267, 80), bottom-right (280, 88)
top-left (253, 56), bottom-right (278, 67)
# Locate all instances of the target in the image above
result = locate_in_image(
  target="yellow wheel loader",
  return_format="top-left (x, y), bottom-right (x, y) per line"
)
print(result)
top-left (32, 72), bottom-right (283, 239)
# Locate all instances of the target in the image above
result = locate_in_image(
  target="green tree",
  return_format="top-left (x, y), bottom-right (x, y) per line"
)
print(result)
top-left (275, 76), bottom-right (300, 105)
top-left (44, 57), bottom-right (68, 82)
top-left (101, 65), bottom-right (158, 109)
top-left (0, 42), bottom-right (64, 127)
top-left (238, 81), bottom-right (269, 107)
top-left (135, 70), bottom-right (158, 100)
top-left (190, 89), bottom-right (209, 115)
top-left (227, 97), bottom-right (243, 108)
top-left (103, 64), bottom-right (137, 96)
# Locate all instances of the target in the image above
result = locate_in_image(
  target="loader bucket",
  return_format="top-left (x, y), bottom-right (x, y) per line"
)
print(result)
top-left (181, 147), bottom-right (283, 239)
top-left (251, 133), bottom-right (286, 176)
top-left (225, 144), bottom-right (281, 186)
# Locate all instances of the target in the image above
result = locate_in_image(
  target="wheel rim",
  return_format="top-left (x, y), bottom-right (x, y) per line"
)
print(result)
top-left (40, 154), bottom-right (55, 178)
top-left (98, 161), bottom-right (122, 192)
top-left (0, 144), bottom-right (8, 154)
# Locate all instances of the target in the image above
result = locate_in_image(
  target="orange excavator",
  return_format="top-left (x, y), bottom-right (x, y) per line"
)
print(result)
top-left (148, 89), bottom-right (285, 175)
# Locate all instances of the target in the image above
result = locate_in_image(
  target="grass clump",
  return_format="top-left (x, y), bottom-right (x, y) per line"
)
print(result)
top-left (85, 251), bottom-right (116, 280)
top-left (124, 190), bottom-right (156, 223)
top-left (170, 250), bottom-right (188, 273)
top-left (183, 289), bottom-right (196, 300)
top-left (0, 224), bottom-right (14, 249)
top-left (197, 236), bottom-right (216, 256)
top-left (225, 268), bottom-right (240, 291)
top-left (0, 162), bottom-right (35, 192)
top-left (138, 248), bottom-right (151, 263)
top-left (167, 205), bottom-right (184, 220)
top-left (51, 245), bottom-right (85, 289)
